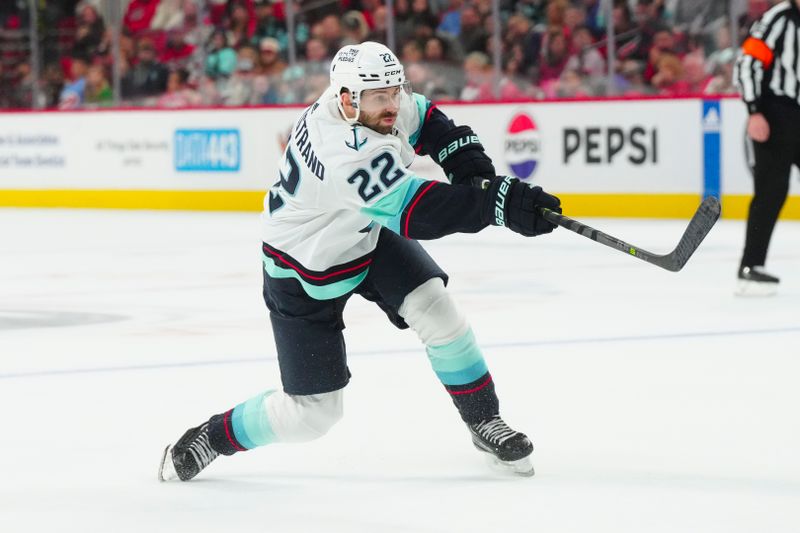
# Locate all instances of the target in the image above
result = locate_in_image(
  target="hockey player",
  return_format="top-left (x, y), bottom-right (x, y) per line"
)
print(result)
top-left (159, 42), bottom-right (561, 481)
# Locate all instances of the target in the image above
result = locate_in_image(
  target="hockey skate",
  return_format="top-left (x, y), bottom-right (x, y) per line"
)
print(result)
top-left (468, 415), bottom-right (534, 477)
top-left (736, 266), bottom-right (779, 296)
top-left (158, 422), bottom-right (219, 482)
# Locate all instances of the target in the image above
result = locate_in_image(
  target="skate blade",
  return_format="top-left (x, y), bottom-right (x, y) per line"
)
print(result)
top-left (483, 454), bottom-right (535, 477)
top-left (158, 445), bottom-right (179, 482)
top-left (736, 279), bottom-right (778, 297)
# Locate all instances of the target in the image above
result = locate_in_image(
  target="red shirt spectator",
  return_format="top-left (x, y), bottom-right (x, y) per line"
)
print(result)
top-left (123, 0), bottom-right (160, 35)
top-left (539, 30), bottom-right (570, 84)
top-left (160, 31), bottom-right (196, 67)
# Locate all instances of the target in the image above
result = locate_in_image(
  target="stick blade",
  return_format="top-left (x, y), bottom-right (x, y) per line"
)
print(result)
top-left (656, 195), bottom-right (721, 272)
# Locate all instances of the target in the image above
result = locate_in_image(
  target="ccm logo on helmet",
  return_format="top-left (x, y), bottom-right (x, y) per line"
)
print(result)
top-left (384, 70), bottom-right (402, 76)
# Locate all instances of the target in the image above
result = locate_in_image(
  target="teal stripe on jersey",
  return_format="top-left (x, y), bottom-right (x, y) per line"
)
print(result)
top-left (262, 254), bottom-right (369, 300)
top-left (409, 93), bottom-right (431, 147)
top-left (426, 328), bottom-right (488, 385)
top-left (360, 176), bottom-right (427, 234)
top-left (231, 390), bottom-right (278, 449)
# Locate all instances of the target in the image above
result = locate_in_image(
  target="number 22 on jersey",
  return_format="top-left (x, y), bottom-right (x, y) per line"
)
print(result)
top-left (347, 152), bottom-right (405, 202)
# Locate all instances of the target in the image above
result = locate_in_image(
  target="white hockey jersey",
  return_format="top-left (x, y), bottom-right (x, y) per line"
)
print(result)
top-left (260, 86), bottom-right (433, 300)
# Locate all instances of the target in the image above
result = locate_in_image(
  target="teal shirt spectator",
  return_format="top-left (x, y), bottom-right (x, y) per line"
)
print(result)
top-left (205, 47), bottom-right (237, 78)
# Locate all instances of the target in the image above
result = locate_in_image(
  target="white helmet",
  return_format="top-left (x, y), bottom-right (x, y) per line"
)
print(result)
top-left (330, 41), bottom-right (408, 123)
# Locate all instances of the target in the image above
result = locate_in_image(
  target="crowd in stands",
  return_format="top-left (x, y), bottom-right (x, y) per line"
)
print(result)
top-left (0, 0), bottom-right (778, 109)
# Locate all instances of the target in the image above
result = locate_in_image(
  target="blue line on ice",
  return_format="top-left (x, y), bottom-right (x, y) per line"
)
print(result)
top-left (2, 325), bottom-right (799, 380)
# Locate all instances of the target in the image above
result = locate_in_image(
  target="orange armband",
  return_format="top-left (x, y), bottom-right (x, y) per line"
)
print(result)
top-left (742, 37), bottom-right (774, 68)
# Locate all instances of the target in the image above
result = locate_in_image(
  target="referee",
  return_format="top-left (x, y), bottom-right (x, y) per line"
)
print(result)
top-left (734, 0), bottom-right (800, 296)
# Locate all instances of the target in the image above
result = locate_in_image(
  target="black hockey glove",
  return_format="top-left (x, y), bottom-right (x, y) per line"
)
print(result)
top-left (482, 176), bottom-right (561, 237)
top-left (433, 125), bottom-right (496, 186)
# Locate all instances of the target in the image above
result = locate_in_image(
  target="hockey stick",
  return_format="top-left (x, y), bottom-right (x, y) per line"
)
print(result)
top-left (538, 196), bottom-right (721, 272)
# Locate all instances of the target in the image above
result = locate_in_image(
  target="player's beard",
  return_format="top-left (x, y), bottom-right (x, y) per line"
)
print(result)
top-left (359, 109), bottom-right (397, 135)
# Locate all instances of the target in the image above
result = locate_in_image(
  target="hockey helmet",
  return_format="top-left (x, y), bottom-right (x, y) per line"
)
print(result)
top-left (330, 41), bottom-right (410, 123)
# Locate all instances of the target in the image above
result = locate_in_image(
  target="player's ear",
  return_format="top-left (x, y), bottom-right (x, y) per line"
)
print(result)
top-left (339, 89), bottom-right (357, 119)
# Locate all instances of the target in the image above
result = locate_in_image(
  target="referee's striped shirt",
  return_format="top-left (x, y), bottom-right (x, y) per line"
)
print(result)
top-left (734, 1), bottom-right (800, 114)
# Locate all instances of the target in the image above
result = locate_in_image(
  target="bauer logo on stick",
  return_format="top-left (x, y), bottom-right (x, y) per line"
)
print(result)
top-left (504, 112), bottom-right (541, 182)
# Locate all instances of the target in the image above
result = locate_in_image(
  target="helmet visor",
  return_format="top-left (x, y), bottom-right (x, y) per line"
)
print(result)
top-left (358, 81), bottom-right (412, 115)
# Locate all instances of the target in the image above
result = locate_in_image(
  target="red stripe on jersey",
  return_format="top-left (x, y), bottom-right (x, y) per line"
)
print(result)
top-left (403, 181), bottom-right (438, 238)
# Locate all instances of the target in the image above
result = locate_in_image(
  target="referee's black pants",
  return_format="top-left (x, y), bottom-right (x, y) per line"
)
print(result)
top-left (742, 98), bottom-right (800, 268)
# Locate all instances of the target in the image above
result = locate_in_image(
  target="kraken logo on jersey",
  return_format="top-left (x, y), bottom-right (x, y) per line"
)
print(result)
top-left (346, 126), bottom-right (367, 151)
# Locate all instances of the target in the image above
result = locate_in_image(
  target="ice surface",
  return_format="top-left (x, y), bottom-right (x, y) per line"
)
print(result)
top-left (1, 209), bottom-right (798, 533)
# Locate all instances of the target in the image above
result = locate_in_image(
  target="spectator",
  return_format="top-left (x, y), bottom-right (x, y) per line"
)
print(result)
top-left (274, 64), bottom-right (306, 103)
top-left (150, 0), bottom-right (189, 32)
top-left (72, 2), bottom-right (106, 59)
top-left (341, 11), bottom-right (370, 46)
top-left (556, 68), bottom-right (592, 98)
top-left (644, 26), bottom-right (679, 82)
top-left (253, 0), bottom-right (306, 54)
top-left (160, 30), bottom-right (196, 69)
top-left (226, 2), bottom-right (254, 49)
top-left (616, 59), bottom-right (651, 95)
top-left (544, 0), bottom-right (569, 33)
top-left (438, 0), bottom-right (464, 36)
top-left (635, 0), bottom-right (667, 27)
top-left (259, 37), bottom-right (287, 78)
top-left (472, 0), bottom-right (491, 20)
top-left (123, 0), bottom-right (160, 35)
top-left (705, 24), bottom-right (735, 70)
top-left (84, 64), bottom-right (113, 107)
top-left (424, 36), bottom-right (450, 63)
top-left (41, 63), bottom-right (66, 108)
top-left (581, 0), bottom-right (604, 37)
top-left (682, 51), bottom-right (711, 93)
top-left (504, 14), bottom-right (542, 77)
top-left (304, 38), bottom-right (331, 75)
top-left (354, 0), bottom-right (382, 28)
top-left (513, 0), bottom-right (546, 26)
top-left (396, 0), bottom-right (437, 45)
top-left (407, 0), bottom-right (440, 43)
top-left (458, 4), bottom-right (489, 55)
top-left (123, 38), bottom-right (169, 99)
top-left (219, 45), bottom-right (268, 105)
top-left (180, 0), bottom-right (209, 42)
top-left (651, 52), bottom-right (689, 95)
top-left (157, 68), bottom-right (202, 107)
top-left (172, 2), bottom-right (211, 82)
top-left (460, 51), bottom-right (493, 101)
top-left (703, 47), bottom-right (736, 95)
top-left (205, 30), bottom-right (238, 79)
top-left (58, 56), bottom-right (89, 109)
top-left (564, 4), bottom-right (587, 34)
top-left (313, 14), bottom-right (343, 53)
top-left (498, 54), bottom-right (536, 100)
top-left (405, 62), bottom-right (435, 95)
top-left (367, 5), bottom-right (388, 43)
top-left (10, 62), bottom-right (37, 109)
top-left (401, 40), bottom-right (425, 64)
top-left (611, 0), bottom-right (640, 60)
top-left (539, 29), bottom-right (570, 87)
top-left (565, 25), bottom-right (605, 78)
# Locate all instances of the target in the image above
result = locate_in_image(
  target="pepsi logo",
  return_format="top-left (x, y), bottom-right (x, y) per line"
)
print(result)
top-left (504, 112), bottom-right (541, 181)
